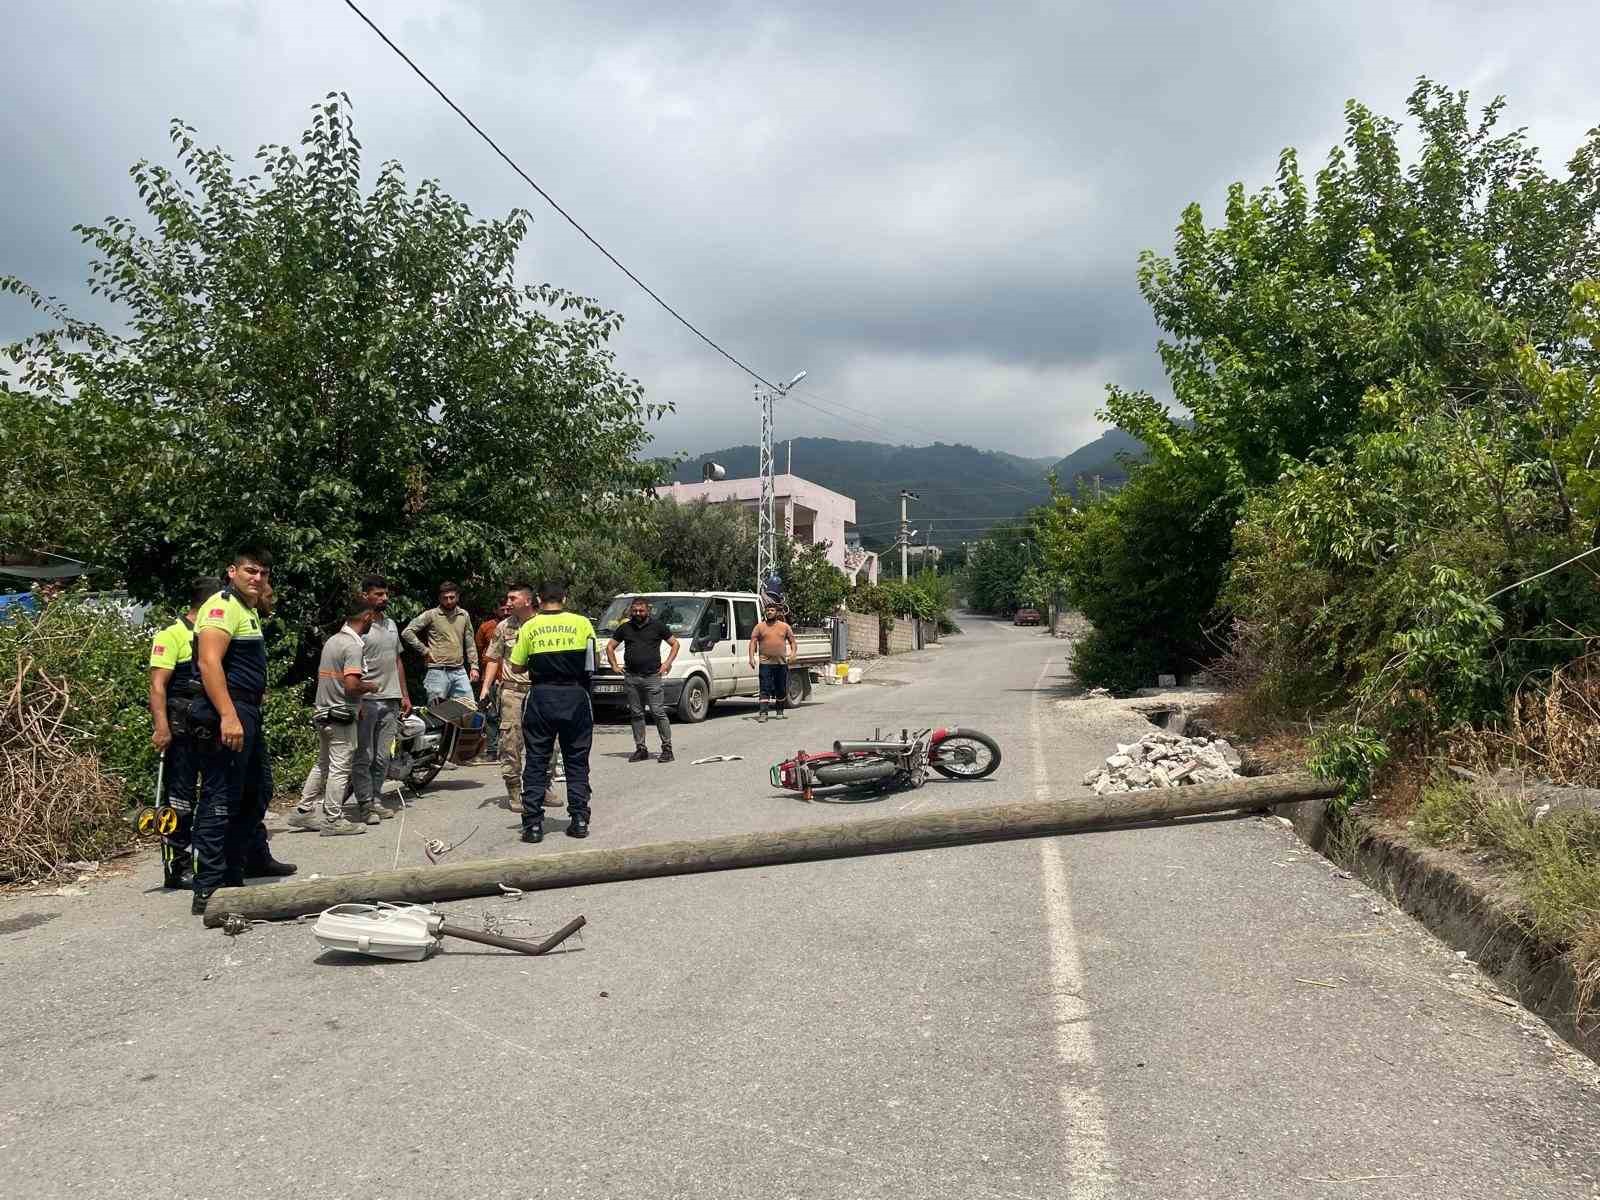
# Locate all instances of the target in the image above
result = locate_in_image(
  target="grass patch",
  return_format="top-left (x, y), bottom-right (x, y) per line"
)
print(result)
top-left (1415, 776), bottom-right (1600, 1022)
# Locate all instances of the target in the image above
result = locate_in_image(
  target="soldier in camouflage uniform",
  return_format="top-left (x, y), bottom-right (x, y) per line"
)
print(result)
top-left (479, 584), bottom-right (561, 811)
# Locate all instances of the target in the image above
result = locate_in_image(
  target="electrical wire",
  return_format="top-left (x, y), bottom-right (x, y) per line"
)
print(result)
top-left (340, 0), bottom-right (777, 390)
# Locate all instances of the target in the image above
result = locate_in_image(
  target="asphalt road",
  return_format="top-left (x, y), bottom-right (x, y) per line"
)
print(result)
top-left (3, 616), bottom-right (1598, 1199)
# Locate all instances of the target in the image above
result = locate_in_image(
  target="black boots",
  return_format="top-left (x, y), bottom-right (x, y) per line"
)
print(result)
top-left (162, 858), bottom-right (191, 891)
top-left (658, 747), bottom-right (675, 763)
top-left (628, 747), bottom-right (650, 763)
top-left (247, 857), bottom-right (297, 877)
top-left (567, 815), bottom-right (590, 839)
top-left (521, 825), bottom-right (544, 844)
top-left (191, 890), bottom-right (213, 916)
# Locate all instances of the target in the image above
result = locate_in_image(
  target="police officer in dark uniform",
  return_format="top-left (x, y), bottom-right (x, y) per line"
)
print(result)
top-left (190, 548), bottom-right (276, 915)
top-left (146, 577), bottom-right (215, 890)
top-left (508, 580), bottom-right (598, 844)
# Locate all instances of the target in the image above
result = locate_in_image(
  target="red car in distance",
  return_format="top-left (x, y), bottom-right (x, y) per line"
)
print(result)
top-left (1013, 607), bottom-right (1042, 626)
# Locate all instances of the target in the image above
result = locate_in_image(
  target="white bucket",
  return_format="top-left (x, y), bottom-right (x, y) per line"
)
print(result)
top-left (846, 668), bottom-right (863, 685)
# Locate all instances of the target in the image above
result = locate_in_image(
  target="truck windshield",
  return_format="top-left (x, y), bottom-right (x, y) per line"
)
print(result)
top-left (597, 595), bottom-right (707, 639)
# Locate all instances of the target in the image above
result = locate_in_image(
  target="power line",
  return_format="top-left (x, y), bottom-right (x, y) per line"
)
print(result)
top-left (853, 484), bottom-right (1052, 498)
top-left (340, 0), bottom-right (776, 390)
top-left (852, 516), bottom-right (1030, 529)
top-left (784, 395), bottom-right (900, 441)
top-left (790, 383), bottom-right (901, 433)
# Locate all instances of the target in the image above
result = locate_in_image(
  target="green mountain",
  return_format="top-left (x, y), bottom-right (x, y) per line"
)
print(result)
top-left (1050, 428), bottom-right (1148, 493)
top-left (663, 430), bottom-right (1153, 550)
top-left (668, 438), bottom-right (1052, 548)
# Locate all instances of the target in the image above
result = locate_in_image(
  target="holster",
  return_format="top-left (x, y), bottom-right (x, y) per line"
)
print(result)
top-left (313, 702), bottom-right (360, 728)
top-left (186, 696), bottom-right (221, 740)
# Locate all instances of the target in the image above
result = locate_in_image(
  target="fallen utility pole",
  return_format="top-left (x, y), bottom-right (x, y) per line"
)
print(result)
top-left (204, 773), bottom-right (1336, 927)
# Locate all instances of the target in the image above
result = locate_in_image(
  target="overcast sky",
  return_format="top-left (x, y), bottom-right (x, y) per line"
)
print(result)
top-left (4, 1), bottom-right (1597, 460)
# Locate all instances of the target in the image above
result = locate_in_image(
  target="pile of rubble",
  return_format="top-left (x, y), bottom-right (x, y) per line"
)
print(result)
top-left (1082, 731), bottom-right (1243, 794)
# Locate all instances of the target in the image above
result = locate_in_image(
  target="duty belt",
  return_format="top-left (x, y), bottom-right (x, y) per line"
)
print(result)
top-left (500, 681), bottom-right (530, 692)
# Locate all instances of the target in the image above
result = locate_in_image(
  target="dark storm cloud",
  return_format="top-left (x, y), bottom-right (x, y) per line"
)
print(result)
top-left (4, 0), bottom-right (1596, 456)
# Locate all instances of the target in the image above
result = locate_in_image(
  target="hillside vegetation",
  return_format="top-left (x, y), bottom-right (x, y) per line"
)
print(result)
top-left (668, 431), bottom-right (1147, 543)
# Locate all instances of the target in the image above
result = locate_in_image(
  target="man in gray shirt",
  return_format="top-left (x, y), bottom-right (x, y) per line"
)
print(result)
top-left (289, 595), bottom-right (379, 835)
top-left (352, 575), bottom-right (411, 816)
top-left (402, 580), bottom-right (479, 705)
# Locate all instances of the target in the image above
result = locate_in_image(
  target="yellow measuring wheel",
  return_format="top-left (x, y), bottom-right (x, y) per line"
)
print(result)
top-left (155, 806), bottom-right (180, 836)
top-left (134, 805), bottom-right (160, 836)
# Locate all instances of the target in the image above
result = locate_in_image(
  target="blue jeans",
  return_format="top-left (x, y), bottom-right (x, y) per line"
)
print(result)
top-left (423, 666), bottom-right (472, 705)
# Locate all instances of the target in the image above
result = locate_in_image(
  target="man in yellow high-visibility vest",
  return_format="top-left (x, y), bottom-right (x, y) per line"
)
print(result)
top-left (508, 580), bottom-right (596, 843)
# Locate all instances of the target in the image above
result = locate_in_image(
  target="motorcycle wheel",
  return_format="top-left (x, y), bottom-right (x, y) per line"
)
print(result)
top-left (809, 759), bottom-right (899, 788)
top-left (929, 729), bottom-right (1002, 780)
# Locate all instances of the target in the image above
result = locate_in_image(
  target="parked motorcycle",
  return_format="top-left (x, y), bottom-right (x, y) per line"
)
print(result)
top-left (373, 700), bottom-right (487, 793)
top-left (770, 726), bottom-right (1001, 801)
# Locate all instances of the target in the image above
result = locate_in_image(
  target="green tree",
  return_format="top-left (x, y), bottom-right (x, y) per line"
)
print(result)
top-left (961, 524), bottom-right (1040, 614)
top-left (1, 95), bottom-right (666, 638)
top-left (1108, 79), bottom-right (1600, 489)
top-left (775, 537), bottom-right (849, 626)
top-left (645, 498), bottom-right (757, 590)
top-left (1071, 80), bottom-right (1600, 693)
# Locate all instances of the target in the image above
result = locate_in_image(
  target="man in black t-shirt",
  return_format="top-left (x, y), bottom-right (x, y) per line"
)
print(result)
top-left (606, 597), bottom-right (680, 763)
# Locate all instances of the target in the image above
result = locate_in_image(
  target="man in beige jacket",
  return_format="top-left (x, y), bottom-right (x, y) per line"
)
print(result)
top-left (402, 580), bottom-right (479, 706)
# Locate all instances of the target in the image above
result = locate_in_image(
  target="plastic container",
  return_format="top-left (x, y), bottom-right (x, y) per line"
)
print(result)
top-left (846, 667), bottom-right (863, 685)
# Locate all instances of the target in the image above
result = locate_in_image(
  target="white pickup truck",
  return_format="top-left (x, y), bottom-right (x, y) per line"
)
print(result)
top-left (589, 591), bottom-right (833, 722)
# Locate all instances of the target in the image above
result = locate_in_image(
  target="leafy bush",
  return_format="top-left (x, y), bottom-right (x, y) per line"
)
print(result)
top-left (848, 571), bottom-right (952, 628)
top-left (1306, 722), bottom-right (1391, 817)
top-left (1068, 631), bottom-right (1165, 696)
top-left (1060, 454), bottom-right (1235, 689)
top-left (0, 597), bottom-right (159, 801)
top-left (0, 595), bottom-right (319, 811)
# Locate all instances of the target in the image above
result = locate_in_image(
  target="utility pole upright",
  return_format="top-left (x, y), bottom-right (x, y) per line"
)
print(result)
top-left (756, 372), bottom-right (807, 598)
top-left (898, 489), bottom-right (919, 581)
top-left (756, 383), bottom-right (775, 596)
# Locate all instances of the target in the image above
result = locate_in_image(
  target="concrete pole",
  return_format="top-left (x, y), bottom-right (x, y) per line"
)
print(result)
top-left (202, 773), bottom-right (1340, 926)
top-left (900, 490), bottom-right (909, 582)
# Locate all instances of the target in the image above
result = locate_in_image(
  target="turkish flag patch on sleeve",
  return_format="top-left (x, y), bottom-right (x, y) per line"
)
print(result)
top-left (153, 645), bottom-right (168, 655)
top-left (209, 608), bottom-right (226, 618)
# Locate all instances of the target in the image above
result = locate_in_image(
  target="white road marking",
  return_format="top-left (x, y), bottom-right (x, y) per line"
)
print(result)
top-left (1033, 654), bottom-right (1115, 1194)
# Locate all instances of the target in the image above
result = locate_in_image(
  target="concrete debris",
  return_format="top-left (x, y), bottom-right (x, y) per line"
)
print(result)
top-left (1085, 731), bottom-right (1244, 793)
top-left (1158, 674), bottom-right (1177, 688)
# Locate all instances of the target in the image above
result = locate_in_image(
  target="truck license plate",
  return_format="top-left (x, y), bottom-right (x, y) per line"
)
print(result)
top-left (593, 683), bottom-right (622, 694)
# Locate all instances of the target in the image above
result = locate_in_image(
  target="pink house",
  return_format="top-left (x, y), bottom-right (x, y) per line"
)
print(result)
top-left (655, 474), bottom-right (880, 585)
